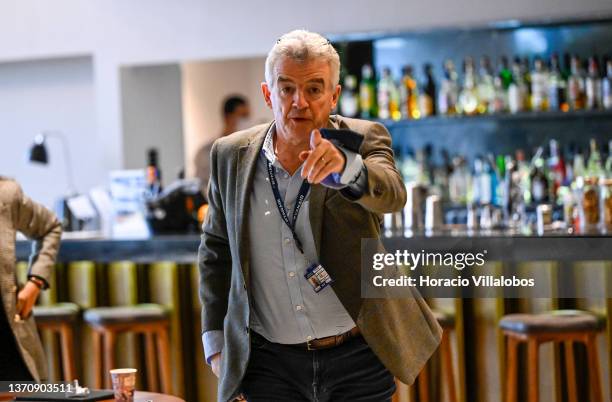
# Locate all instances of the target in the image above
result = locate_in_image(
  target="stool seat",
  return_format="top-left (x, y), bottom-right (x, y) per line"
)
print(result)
top-left (432, 310), bottom-right (455, 328)
top-left (500, 310), bottom-right (604, 334)
top-left (33, 302), bottom-right (80, 324)
top-left (83, 304), bottom-right (168, 326)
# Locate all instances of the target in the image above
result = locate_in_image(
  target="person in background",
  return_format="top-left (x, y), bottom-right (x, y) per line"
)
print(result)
top-left (0, 177), bottom-right (62, 381)
top-left (198, 30), bottom-right (441, 402)
top-left (194, 95), bottom-right (251, 197)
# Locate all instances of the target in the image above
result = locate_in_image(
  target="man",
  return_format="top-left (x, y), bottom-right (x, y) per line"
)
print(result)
top-left (194, 95), bottom-right (251, 196)
top-left (198, 30), bottom-right (441, 402)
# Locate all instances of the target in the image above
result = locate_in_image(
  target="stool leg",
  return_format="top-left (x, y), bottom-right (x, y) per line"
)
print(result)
top-left (104, 330), bottom-right (116, 389)
top-left (145, 332), bottom-right (159, 392)
top-left (417, 364), bottom-right (430, 402)
top-left (585, 333), bottom-right (603, 402)
top-left (563, 341), bottom-right (578, 402)
top-left (156, 327), bottom-right (172, 394)
top-left (59, 324), bottom-right (76, 381)
top-left (506, 336), bottom-right (518, 402)
top-left (91, 329), bottom-right (102, 389)
top-left (391, 378), bottom-right (400, 402)
top-left (440, 331), bottom-right (457, 402)
top-left (527, 339), bottom-right (539, 402)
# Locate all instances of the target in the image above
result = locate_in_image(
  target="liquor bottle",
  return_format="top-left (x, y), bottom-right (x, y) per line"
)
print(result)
top-left (573, 146), bottom-right (586, 179)
top-left (515, 149), bottom-right (531, 204)
top-left (477, 56), bottom-right (495, 114)
top-left (587, 138), bottom-right (604, 177)
top-left (339, 75), bottom-right (359, 117)
top-left (458, 57), bottom-right (479, 115)
top-left (530, 57), bottom-right (549, 112)
top-left (521, 57), bottom-right (533, 111)
top-left (530, 147), bottom-right (550, 204)
top-left (548, 53), bottom-right (568, 112)
top-left (605, 139), bottom-right (612, 176)
top-left (603, 59), bottom-right (612, 110)
top-left (498, 56), bottom-right (513, 89)
top-left (562, 53), bottom-right (572, 81)
top-left (377, 67), bottom-right (392, 119)
top-left (585, 56), bottom-right (602, 110)
top-left (492, 76), bottom-right (507, 113)
top-left (508, 57), bottom-right (527, 114)
top-left (438, 59), bottom-right (459, 115)
top-left (449, 156), bottom-right (470, 205)
top-left (400, 147), bottom-right (419, 183)
top-left (568, 55), bottom-right (586, 111)
top-left (419, 63), bottom-right (437, 117)
top-left (548, 139), bottom-right (566, 200)
top-left (400, 65), bottom-right (420, 119)
top-left (146, 148), bottom-right (162, 198)
top-left (359, 64), bottom-right (377, 119)
top-left (472, 157), bottom-right (484, 204)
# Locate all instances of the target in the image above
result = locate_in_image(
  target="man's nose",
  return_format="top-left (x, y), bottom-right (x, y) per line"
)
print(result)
top-left (292, 89), bottom-right (309, 109)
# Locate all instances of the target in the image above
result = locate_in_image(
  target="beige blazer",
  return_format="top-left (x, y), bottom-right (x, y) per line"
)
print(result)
top-left (0, 178), bottom-right (62, 381)
top-left (198, 115), bottom-right (442, 402)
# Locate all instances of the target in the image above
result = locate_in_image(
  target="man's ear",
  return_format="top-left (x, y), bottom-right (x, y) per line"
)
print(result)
top-left (261, 82), bottom-right (272, 108)
top-left (331, 84), bottom-right (341, 109)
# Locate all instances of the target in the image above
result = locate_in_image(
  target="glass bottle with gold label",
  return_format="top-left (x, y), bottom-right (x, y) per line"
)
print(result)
top-left (400, 65), bottom-right (420, 119)
top-left (419, 63), bottom-right (437, 117)
top-left (438, 59), bottom-right (459, 115)
top-left (568, 55), bottom-right (586, 111)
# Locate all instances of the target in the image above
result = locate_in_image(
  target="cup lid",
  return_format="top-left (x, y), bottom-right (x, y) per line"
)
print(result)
top-left (110, 368), bottom-right (137, 374)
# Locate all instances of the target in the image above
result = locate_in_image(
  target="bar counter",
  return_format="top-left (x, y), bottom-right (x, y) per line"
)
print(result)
top-left (15, 232), bottom-right (612, 402)
top-left (15, 231), bottom-right (612, 263)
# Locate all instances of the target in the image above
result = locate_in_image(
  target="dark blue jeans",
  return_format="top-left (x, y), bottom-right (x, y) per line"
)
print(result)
top-left (240, 332), bottom-right (396, 402)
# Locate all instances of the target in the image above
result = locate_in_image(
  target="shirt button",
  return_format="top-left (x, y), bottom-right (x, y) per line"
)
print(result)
top-left (288, 271), bottom-right (295, 278)
top-left (284, 238), bottom-right (291, 245)
top-left (306, 335), bottom-right (313, 340)
top-left (295, 305), bottom-right (303, 311)
top-left (284, 174), bottom-right (290, 179)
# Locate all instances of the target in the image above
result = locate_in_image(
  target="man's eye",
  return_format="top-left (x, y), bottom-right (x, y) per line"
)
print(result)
top-left (280, 87), bottom-right (294, 95)
top-left (309, 87), bottom-right (322, 95)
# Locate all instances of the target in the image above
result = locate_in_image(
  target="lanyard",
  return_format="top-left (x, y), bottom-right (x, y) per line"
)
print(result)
top-left (266, 159), bottom-right (310, 254)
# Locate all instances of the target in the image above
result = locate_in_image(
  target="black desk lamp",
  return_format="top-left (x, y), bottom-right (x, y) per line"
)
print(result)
top-left (28, 132), bottom-right (77, 195)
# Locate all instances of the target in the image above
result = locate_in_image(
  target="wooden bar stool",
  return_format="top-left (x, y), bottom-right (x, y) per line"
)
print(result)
top-left (83, 303), bottom-right (172, 394)
top-left (500, 310), bottom-right (605, 402)
top-left (392, 310), bottom-right (457, 402)
top-left (33, 302), bottom-right (80, 381)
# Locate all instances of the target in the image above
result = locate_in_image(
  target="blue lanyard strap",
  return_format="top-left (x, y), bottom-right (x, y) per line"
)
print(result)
top-left (266, 159), bottom-right (310, 254)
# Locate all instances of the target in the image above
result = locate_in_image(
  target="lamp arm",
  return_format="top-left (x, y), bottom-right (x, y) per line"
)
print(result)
top-left (43, 131), bottom-right (77, 195)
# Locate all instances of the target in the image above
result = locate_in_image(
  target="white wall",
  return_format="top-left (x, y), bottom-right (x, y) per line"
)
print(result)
top-left (120, 64), bottom-right (185, 185)
top-left (182, 57), bottom-right (273, 178)
top-left (1, 0), bottom-right (611, 202)
top-left (0, 56), bottom-right (99, 208)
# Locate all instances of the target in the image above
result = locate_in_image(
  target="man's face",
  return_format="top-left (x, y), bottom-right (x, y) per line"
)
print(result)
top-left (262, 57), bottom-right (340, 145)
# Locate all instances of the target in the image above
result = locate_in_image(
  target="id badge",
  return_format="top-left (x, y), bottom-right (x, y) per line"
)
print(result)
top-left (304, 263), bottom-right (334, 293)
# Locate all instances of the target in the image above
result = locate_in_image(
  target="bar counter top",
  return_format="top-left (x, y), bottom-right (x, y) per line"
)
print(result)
top-left (15, 229), bottom-right (612, 263)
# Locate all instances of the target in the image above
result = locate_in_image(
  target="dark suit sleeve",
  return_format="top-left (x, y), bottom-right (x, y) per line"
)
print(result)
top-left (340, 121), bottom-right (407, 214)
top-left (198, 141), bottom-right (232, 334)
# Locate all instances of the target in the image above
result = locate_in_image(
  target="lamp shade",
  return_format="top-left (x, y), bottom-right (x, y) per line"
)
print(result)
top-left (29, 134), bottom-right (48, 164)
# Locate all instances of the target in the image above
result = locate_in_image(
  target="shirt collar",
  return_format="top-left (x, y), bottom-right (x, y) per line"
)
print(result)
top-left (262, 123), bottom-right (277, 164)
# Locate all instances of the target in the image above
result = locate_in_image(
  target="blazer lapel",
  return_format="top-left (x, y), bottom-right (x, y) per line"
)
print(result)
top-left (235, 124), bottom-right (271, 287)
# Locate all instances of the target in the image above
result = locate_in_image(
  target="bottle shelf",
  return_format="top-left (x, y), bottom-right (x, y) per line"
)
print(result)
top-left (376, 109), bottom-right (612, 129)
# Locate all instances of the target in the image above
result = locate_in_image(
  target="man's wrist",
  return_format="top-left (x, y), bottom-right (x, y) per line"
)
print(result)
top-left (28, 277), bottom-right (44, 290)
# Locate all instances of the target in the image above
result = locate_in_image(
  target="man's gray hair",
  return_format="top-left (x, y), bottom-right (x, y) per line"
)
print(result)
top-left (265, 30), bottom-right (340, 88)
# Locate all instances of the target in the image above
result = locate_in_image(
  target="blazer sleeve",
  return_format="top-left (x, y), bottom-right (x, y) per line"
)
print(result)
top-left (340, 121), bottom-right (407, 214)
top-left (12, 183), bottom-right (62, 288)
top-left (197, 140), bottom-right (232, 334)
